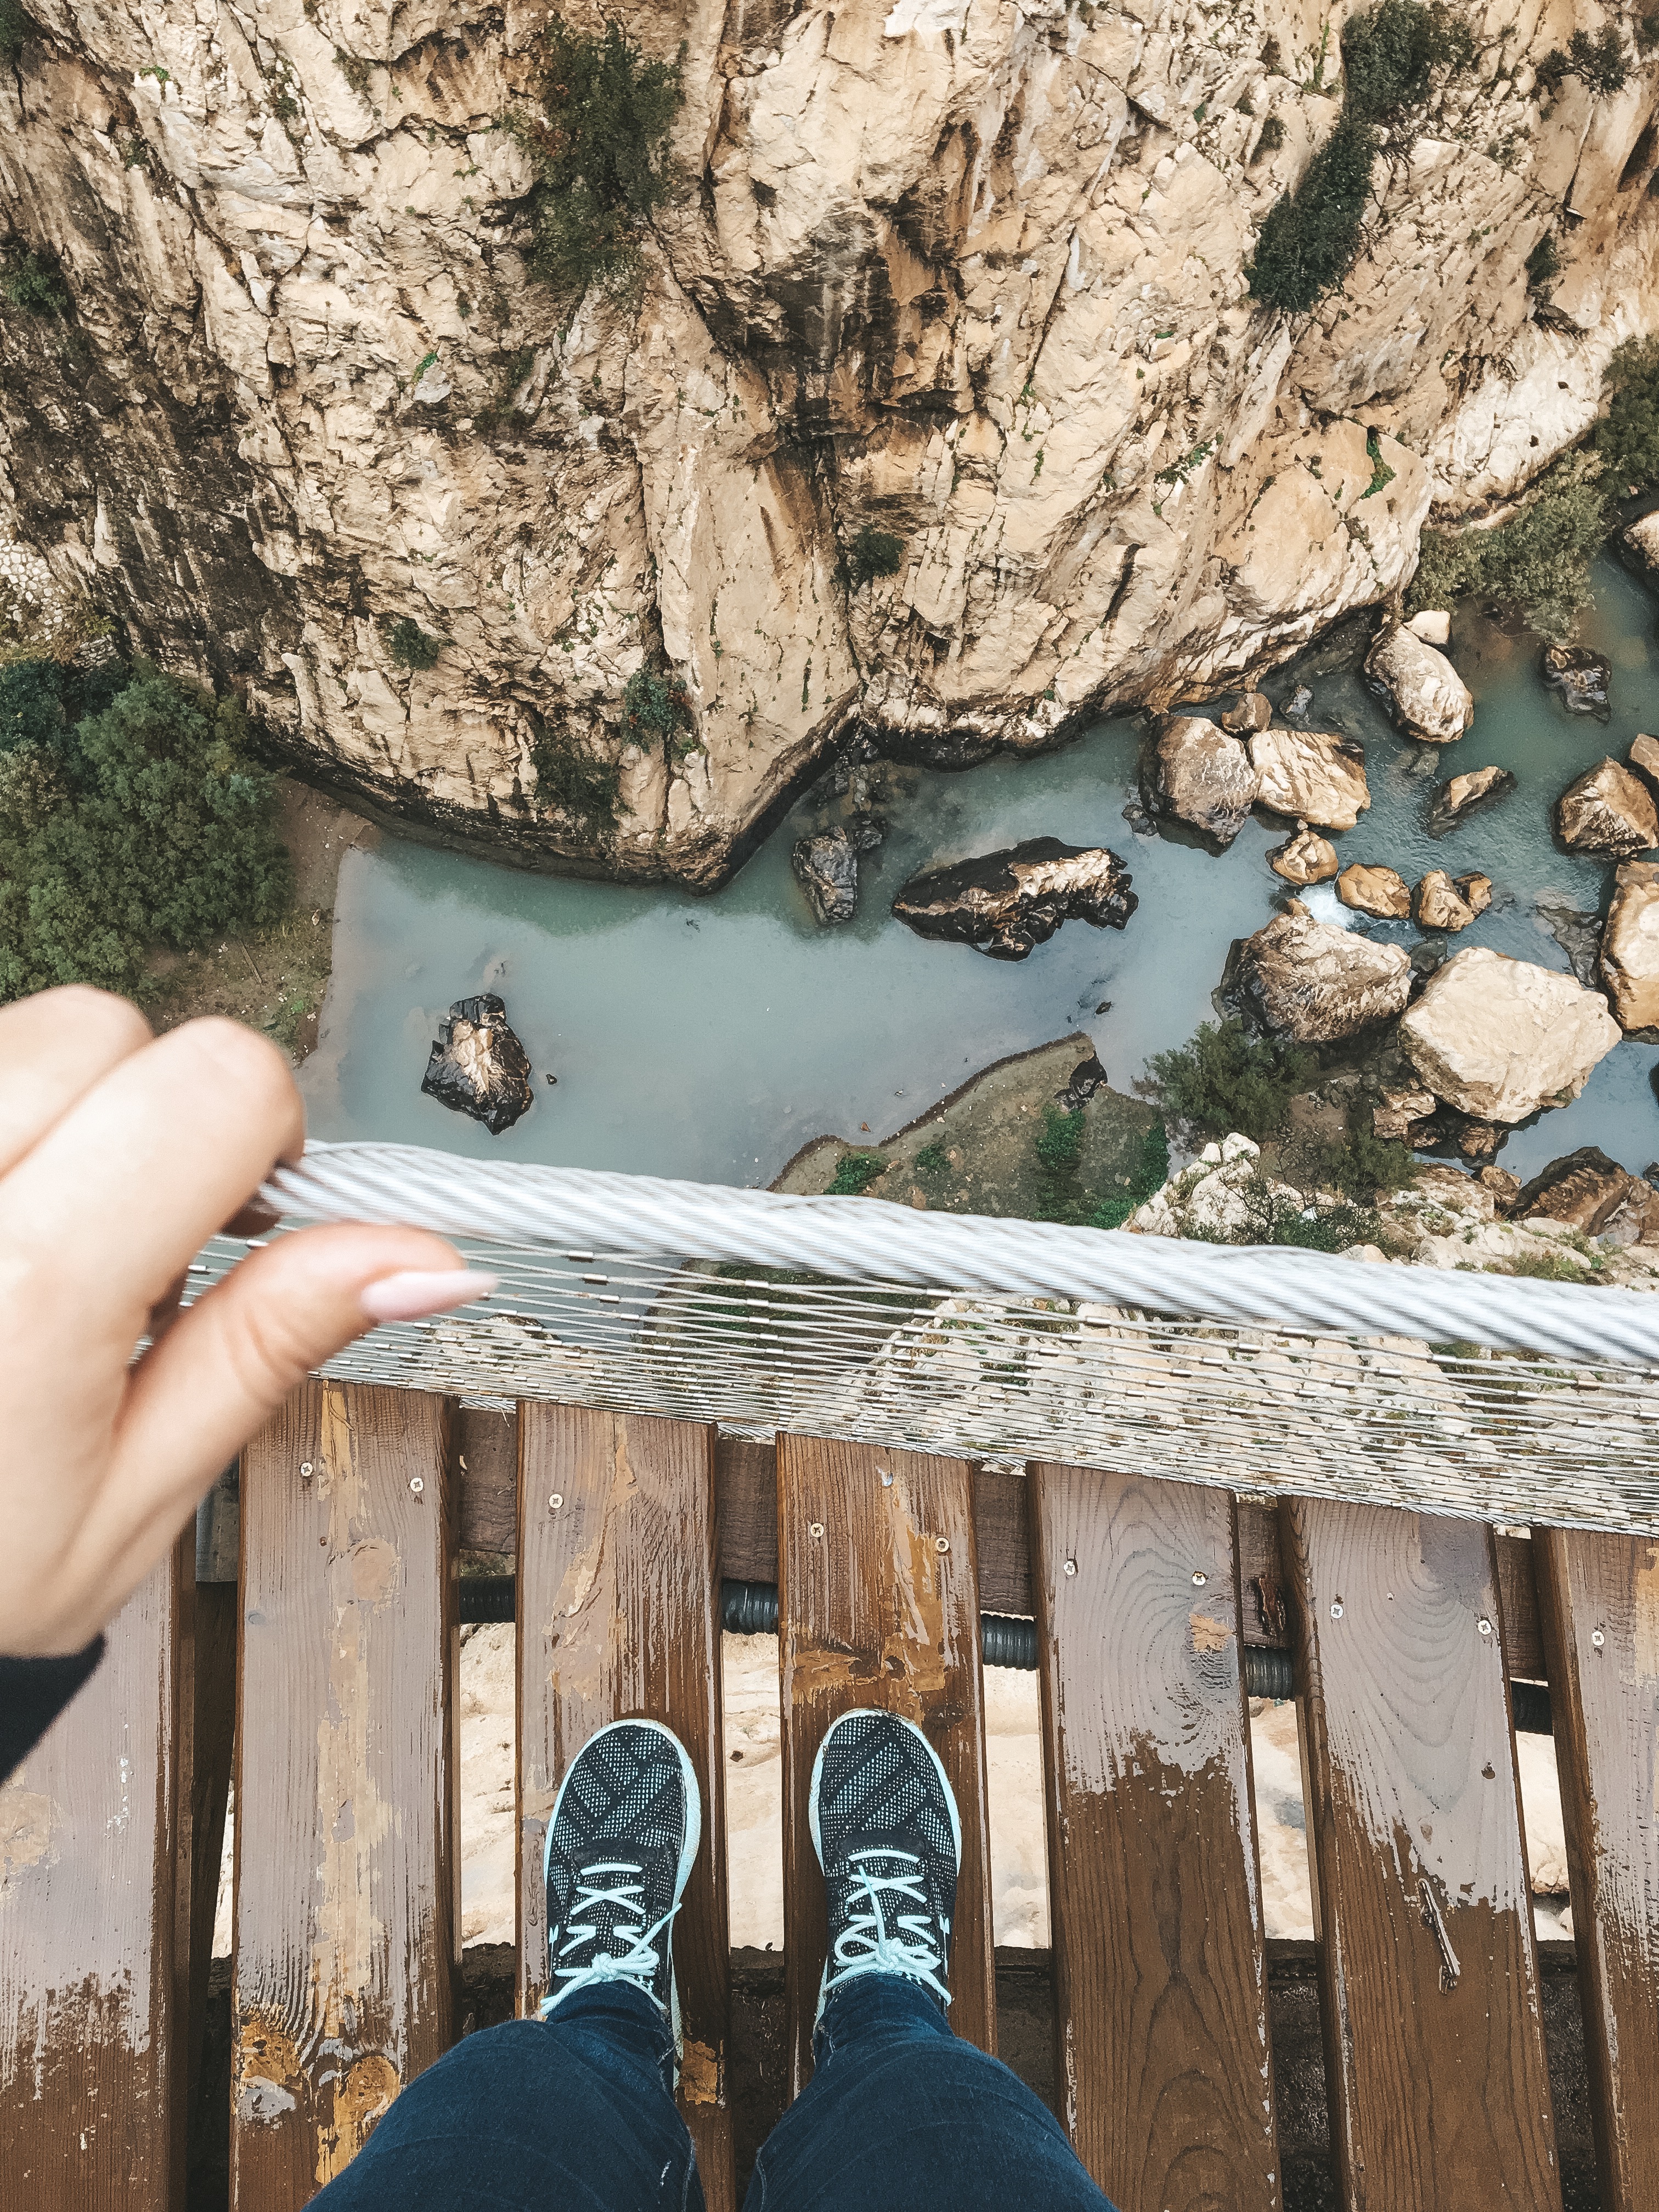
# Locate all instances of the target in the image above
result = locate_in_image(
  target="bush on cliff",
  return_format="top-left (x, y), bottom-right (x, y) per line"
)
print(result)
top-left (513, 17), bottom-right (684, 296)
top-left (1144, 1019), bottom-right (1318, 1143)
top-left (1593, 335), bottom-right (1659, 490)
top-left (531, 722), bottom-right (623, 835)
top-left (1406, 456), bottom-right (1609, 641)
top-left (0, 663), bottom-right (289, 1001)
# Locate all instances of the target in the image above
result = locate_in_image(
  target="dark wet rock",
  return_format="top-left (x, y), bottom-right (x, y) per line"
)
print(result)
top-left (892, 838), bottom-right (1137, 961)
top-left (1121, 797), bottom-right (1156, 837)
top-left (421, 994), bottom-right (534, 1135)
top-left (1054, 1052), bottom-right (1108, 1113)
top-left (792, 828), bottom-right (859, 924)
top-left (1541, 644), bottom-right (1612, 718)
top-left (848, 810), bottom-right (886, 853)
top-left (1427, 764), bottom-right (1516, 837)
top-left (1220, 690), bottom-right (1272, 733)
top-left (1283, 683), bottom-right (1314, 723)
top-left (1237, 904), bottom-right (1413, 1042)
top-left (1535, 892), bottom-right (1602, 986)
top-left (1139, 716), bottom-right (1259, 850)
top-left (1555, 757), bottom-right (1659, 858)
top-left (1507, 1147), bottom-right (1637, 1234)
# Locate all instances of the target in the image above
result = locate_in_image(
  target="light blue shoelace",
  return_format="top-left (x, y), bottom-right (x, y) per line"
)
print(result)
top-left (538, 1859), bottom-right (677, 2018)
top-left (823, 1846), bottom-right (951, 2006)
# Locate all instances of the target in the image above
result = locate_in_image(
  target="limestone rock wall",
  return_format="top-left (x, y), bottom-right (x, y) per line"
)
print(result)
top-left (3, 0), bottom-right (1658, 883)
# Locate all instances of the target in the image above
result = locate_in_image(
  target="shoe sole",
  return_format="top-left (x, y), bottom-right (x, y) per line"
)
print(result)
top-left (807, 1707), bottom-right (963, 1874)
top-left (542, 1717), bottom-right (703, 2047)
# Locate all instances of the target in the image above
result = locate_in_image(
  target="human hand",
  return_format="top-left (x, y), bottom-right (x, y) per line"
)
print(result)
top-left (0, 987), bottom-right (494, 1656)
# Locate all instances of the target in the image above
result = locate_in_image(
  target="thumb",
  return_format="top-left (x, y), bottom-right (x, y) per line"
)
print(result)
top-left (62, 1225), bottom-right (495, 1643)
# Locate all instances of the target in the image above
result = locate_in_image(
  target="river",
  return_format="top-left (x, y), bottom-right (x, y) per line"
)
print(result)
top-left (301, 554), bottom-right (1659, 1189)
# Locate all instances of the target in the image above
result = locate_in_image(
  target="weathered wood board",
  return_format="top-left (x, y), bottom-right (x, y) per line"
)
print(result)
top-left (516, 1406), bottom-right (733, 2210)
top-left (776, 1435), bottom-right (995, 2094)
top-left (233, 1383), bottom-right (457, 2209)
top-left (1028, 1464), bottom-right (1280, 2211)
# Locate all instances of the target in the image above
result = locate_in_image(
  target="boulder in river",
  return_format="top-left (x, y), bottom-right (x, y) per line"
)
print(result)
top-left (848, 811), bottom-right (886, 853)
top-left (1427, 764), bottom-right (1515, 837)
top-left (1249, 728), bottom-right (1370, 830)
top-left (1600, 859), bottom-right (1659, 1033)
top-left (1283, 684), bottom-right (1314, 723)
top-left (1554, 758), bottom-right (1659, 859)
top-left (1364, 625), bottom-right (1475, 743)
top-left (1054, 1052), bottom-right (1108, 1113)
top-left (1267, 826), bottom-right (1339, 885)
top-left (1220, 690), bottom-right (1272, 734)
top-left (1621, 510), bottom-right (1659, 589)
top-left (1140, 716), bottom-right (1259, 850)
top-left (891, 838), bottom-right (1137, 960)
top-left (421, 993), bottom-right (534, 1135)
top-left (1336, 862), bottom-right (1410, 918)
top-left (1541, 644), bottom-right (1612, 718)
top-left (1407, 609), bottom-right (1452, 645)
top-left (792, 828), bottom-right (859, 924)
top-left (1397, 946), bottom-right (1622, 1122)
top-left (1412, 869), bottom-right (1488, 933)
top-left (1236, 904), bottom-right (1413, 1042)
top-left (1628, 733), bottom-right (1659, 800)
top-left (1506, 1147), bottom-right (1638, 1235)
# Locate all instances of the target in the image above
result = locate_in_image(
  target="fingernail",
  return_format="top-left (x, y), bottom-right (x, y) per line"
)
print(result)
top-left (360, 1269), bottom-right (499, 1322)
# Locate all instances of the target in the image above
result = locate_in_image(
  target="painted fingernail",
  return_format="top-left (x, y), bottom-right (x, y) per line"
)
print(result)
top-left (360, 1269), bottom-right (499, 1322)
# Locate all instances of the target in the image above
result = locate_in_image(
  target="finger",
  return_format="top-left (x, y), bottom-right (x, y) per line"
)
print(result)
top-left (0, 986), bottom-right (153, 1179)
top-left (32, 1223), bottom-right (495, 1653)
top-left (0, 1017), bottom-right (305, 1323)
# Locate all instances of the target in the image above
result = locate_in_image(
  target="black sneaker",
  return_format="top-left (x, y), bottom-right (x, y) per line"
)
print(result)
top-left (809, 1708), bottom-right (961, 2025)
top-left (541, 1718), bottom-right (702, 2056)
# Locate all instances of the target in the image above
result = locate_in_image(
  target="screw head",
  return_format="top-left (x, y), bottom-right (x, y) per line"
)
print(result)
top-left (1063, 1559), bottom-right (1078, 1577)
top-left (1330, 1600), bottom-right (1345, 1621)
top-left (1476, 1616), bottom-right (1492, 1636)
top-left (1592, 1627), bottom-right (1606, 1649)
top-left (935, 1536), bottom-right (950, 1554)
top-left (879, 1469), bottom-right (893, 1487)
top-left (409, 1476), bottom-right (424, 1497)
top-left (549, 1493), bottom-right (563, 1511)
top-left (1192, 1570), bottom-right (1208, 1587)
top-left (809, 1521), bottom-right (825, 1540)
top-left (300, 1461), bottom-right (314, 1479)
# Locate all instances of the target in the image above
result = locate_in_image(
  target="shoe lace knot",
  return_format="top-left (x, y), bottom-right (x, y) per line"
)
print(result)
top-left (825, 1846), bottom-right (951, 2006)
top-left (538, 1859), bottom-right (678, 2019)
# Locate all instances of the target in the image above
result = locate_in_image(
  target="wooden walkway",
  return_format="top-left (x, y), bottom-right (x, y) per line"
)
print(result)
top-left (4, 1381), bottom-right (1657, 2210)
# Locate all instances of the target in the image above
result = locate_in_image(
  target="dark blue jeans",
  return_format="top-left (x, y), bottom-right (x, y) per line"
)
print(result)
top-left (312, 1972), bottom-right (1115, 2211)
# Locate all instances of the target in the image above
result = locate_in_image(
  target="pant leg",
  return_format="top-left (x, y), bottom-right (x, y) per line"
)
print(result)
top-left (743, 1974), bottom-right (1117, 2212)
top-left (311, 1984), bottom-right (704, 2212)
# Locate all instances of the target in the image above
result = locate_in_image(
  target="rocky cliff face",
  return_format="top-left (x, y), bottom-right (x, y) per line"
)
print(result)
top-left (4, 0), bottom-right (1658, 884)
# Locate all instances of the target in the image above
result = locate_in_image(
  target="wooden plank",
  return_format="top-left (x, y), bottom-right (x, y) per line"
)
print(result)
top-left (516, 1407), bottom-right (733, 2211)
top-left (232, 1384), bottom-right (457, 2208)
top-left (1497, 1533), bottom-right (1545, 1681)
top-left (973, 1466), bottom-right (1032, 1616)
top-left (1282, 1498), bottom-right (1560, 2210)
top-left (0, 1534), bottom-right (193, 2211)
top-left (454, 1403), bottom-right (518, 1557)
top-left (1534, 1530), bottom-right (1659, 2212)
top-left (1028, 1464), bottom-right (1280, 2210)
top-left (776, 1435), bottom-right (995, 2094)
top-left (716, 1435), bottom-right (777, 1585)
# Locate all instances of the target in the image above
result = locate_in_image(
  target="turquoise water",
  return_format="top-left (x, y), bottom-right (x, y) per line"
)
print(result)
top-left (302, 554), bottom-right (1659, 1187)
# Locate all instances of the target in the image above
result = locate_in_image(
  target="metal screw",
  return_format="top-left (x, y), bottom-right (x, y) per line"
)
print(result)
top-left (810, 1522), bottom-right (825, 1539)
top-left (1592, 1628), bottom-right (1606, 1649)
top-left (1476, 1616), bottom-right (1492, 1637)
top-left (300, 1461), bottom-right (314, 1479)
top-left (409, 1476), bottom-right (424, 1498)
top-left (1330, 1600), bottom-right (1345, 1620)
top-left (935, 1536), bottom-right (950, 1555)
top-left (549, 1493), bottom-right (563, 1511)
top-left (1192, 1570), bottom-right (1208, 1587)
top-left (879, 1469), bottom-right (893, 1487)
top-left (1063, 1559), bottom-right (1078, 1577)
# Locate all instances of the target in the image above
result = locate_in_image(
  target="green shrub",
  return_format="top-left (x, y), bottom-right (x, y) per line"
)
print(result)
top-left (1525, 231), bottom-right (1564, 290)
top-left (828, 1149), bottom-right (887, 1195)
top-left (1594, 335), bottom-right (1659, 490)
top-left (623, 664), bottom-right (696, 755)
top-left (1311, 1120), bottom-right (1419, 1201)
top-left (0, 246), bottom-right (68, 315)
top-left (0, 0), bottom-right (32, 55)
top-left (1362, 426), bottom-right (1396, 496)
top-left (512, 16), bottom-right (684, 296)
top-left (915, 1140), bottom-right (950, 1174)
top-left (1536, 26), bottom-right (1628, 101)
top-left (1341, 0), bottom-right (1471, 122)
top-left (848, 526), bottom-right (905, 589)
top-left (1145, 1019), bottom-right (1318, 1143)
top-left (531, 725), bottom-right (622, 835)
top-left (387, 617), bottom-right (443, 670)
top-left (0, 665), bottom-right (290, 1002)
top-left (1090, 1121), bottom-right (1171, 1229)
top-left (1508, 1248), bottom-right (1597, 1283)
top-left (1406, 457), bottom-right (1609, 640)
top-left (1035, 1104), bottom-right (1084, 1173)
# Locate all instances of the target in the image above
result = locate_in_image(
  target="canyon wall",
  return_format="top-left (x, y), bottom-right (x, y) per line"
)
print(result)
top-left (2, 0), bottom-right (1657, 883)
